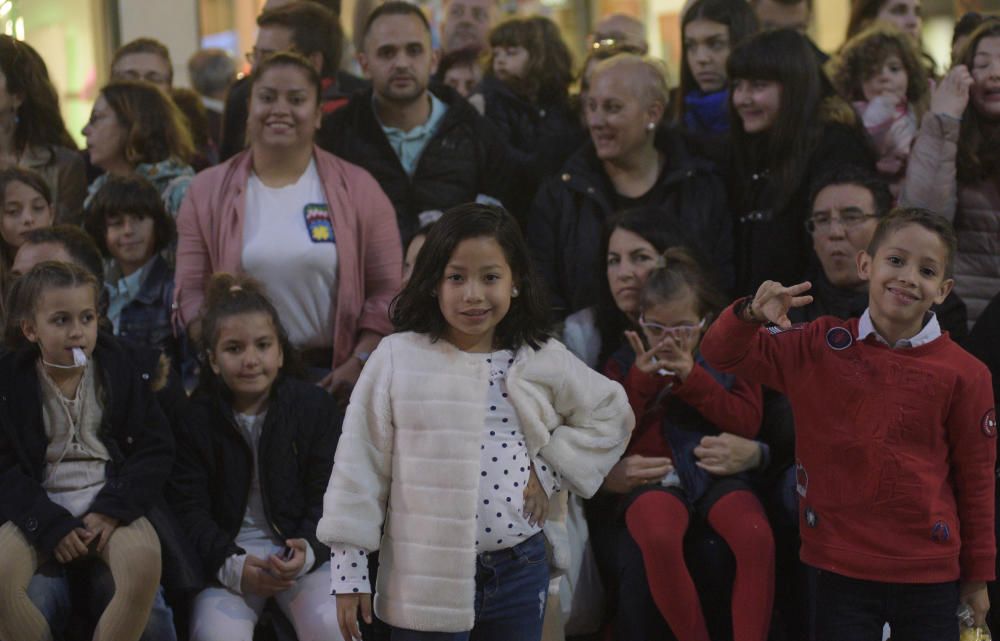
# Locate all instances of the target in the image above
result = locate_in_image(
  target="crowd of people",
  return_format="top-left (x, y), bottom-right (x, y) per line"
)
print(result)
top-left (1, 0), bottom-right (1000, 640)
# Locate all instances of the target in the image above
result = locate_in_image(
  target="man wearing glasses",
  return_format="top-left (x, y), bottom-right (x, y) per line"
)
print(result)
top-left (791, 165), bottom-right (967, 337)
top-left (111, 38), bottom-right (174, 93)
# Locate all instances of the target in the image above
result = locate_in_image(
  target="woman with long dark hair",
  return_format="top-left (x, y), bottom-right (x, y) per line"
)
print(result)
top-left (727, 29), bottom-right (874, 295)
top-left (900, 20), bottom-right (1000, 325)
top-left (0, 36), bottom-right (86, 225)
top-left (677, 0), bottom-right (758, 136)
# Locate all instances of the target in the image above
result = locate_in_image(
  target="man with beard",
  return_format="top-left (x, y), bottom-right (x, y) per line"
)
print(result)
top-left (318, 1), bottom-right (520, 245)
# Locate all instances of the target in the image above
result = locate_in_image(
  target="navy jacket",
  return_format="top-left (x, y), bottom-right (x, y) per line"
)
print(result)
top-left (0, 333), bottom-right (175, 554)
top-left (167, 376), bottom-right (342, 584)
top-left (317, 85), bottom-right (524, 245)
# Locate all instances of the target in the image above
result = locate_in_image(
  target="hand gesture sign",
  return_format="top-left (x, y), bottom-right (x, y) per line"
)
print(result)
top-left (930, 65), bottom-right (973, 120)
top-left (625, 320), bottom-right (700, 381)
top-left (747, 281), bottom-right (813, 329)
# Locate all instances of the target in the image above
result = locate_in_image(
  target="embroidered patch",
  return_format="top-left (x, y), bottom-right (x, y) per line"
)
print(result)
top-left (795, 462), bottom-right (809, 498)
top-left (982, 409), bottom-right (997, 438)
top-left (931, 520), bottom-right (950, 543)
top-left (304, 203), bottom-right (334, 243)
top-left (805, 507), bottom-right (818, 528)
top-left (825, 326), bottom-right (854, 351)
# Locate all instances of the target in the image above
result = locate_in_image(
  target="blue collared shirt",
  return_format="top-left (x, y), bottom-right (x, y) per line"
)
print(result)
top-left (856, 308), bottom-right (941, 348)
top-left (377, 93), bottom-right (447, 177)
top-left (106, 257), bottom-right (156, 333)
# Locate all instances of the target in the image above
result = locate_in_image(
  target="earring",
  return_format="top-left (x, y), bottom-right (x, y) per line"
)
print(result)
top-left (646, 122), bottom-right (656, 132)
top-left (511, 287), bottom-right (520, 298)
top-left (430, 290), bottom-right (437, 298)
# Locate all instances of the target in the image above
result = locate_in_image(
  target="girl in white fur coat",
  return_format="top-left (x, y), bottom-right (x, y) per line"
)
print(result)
top-left (318, 204), bottom-right (634, 641)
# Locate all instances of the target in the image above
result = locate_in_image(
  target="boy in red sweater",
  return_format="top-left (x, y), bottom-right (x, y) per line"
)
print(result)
top-left (701, 208), bottom-right (996, 640)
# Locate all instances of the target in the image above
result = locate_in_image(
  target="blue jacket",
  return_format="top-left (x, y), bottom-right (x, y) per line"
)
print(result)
top-left (114, 255), bottom-right (178, 364)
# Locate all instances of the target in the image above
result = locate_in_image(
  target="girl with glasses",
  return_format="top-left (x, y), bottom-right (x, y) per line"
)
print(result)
top-left (618, 246), bottom-right (773, 641)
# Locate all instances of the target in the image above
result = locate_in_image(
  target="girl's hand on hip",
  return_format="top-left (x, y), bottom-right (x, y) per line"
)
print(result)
top-left (241, 555), bottom-right (294, 597)
top-left (268, 538), bottom-right (308, 580)
top-left (81, 512), bottom-right (119, 554)
top-left (54, 529), bottom-right (90, 564)
top-left (522, 465), bottom-right (549, 527)
top-left (601, 455), bottom-right (673, 494)
top-left (337, 593), bottom-right (372, 641)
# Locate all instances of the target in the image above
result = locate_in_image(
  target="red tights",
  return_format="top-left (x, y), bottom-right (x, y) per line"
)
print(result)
top-left (624, 489), bottom-right (775, 641)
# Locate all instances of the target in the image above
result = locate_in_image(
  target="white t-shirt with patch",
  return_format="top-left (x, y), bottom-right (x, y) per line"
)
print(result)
top-left (243, 159), bottom-right (338, 349)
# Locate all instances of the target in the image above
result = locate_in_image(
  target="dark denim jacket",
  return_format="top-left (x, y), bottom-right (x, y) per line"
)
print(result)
top-left (114, 255), bottom-right (177, 362)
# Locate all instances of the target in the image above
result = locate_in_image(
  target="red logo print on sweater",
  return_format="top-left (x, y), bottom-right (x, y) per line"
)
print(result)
top-left (982, 409), bottom-right (997, 438)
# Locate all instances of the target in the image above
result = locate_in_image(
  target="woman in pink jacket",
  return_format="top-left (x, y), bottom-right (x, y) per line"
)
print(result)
top-left (174, 52), bottom-right (402, 399)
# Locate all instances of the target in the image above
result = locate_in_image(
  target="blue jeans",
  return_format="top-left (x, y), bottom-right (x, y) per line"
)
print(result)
top-left (810, 566), bottom-right (959, 641)
top-left (27, 559), bottom-right (177, 641)
top-left (391, 533), bottom-right (550, 641)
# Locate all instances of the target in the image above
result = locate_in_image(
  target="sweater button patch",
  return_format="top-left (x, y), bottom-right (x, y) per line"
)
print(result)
top-left (982, 409), bottom-right (996, 438)
top-left (825, 327), bottom-right (853, 351)
top-left (931, 520), bottom-right (950, 543)
top-left (804, 507), bottom-right (818, 528)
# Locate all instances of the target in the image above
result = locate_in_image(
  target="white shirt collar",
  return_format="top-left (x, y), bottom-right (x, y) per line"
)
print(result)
top-left (856, 308), bottom-right (941, 348)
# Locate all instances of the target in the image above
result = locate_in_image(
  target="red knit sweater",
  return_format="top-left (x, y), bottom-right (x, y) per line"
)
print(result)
top-left (701, 302), bottom-right (997, 583)
top-left (622, 364), bottom-right (763, 459)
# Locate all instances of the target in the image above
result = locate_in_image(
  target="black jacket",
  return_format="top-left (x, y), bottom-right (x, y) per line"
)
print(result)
top-left (317, 85), bottom-right (523, 245)
top-left (527, 127), bottom-right (733, 317)
top-left (731, 122), bottom-right (875, 296)
top-left (167, 376), bottom-right (342, 584)
top-left (478, 75), bottom-right (585, 212)
top-left (0, 333), bottom-right (175, 555)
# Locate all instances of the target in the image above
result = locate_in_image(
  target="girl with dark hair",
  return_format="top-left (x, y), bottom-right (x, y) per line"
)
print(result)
top-left (828, 25), bottom-right (929, 194)
top-left (479, 17), bottom-right (584, 200)
top-left (82, 81), bottom-right (195, 217)
top-left (319, 203), bottom-right (633, 641)
top-left (84, 174), bottom-right (178, 359)
top-left (727, 28), bottom-right (874, 295)
top-left (0, 167), bottom-right (55, 270)
top-left (900, 21), bottom-right (1000, 325)
top-left (168, 272), bottom-right (342, 641)
top-left (175, 52), bottom-right (401, 401)
top-left (0, 261), bottom-right (173, 641)
top-left (0, 36), bottom-right (87, 225)
top-left (618, 247), bottom-right (772, 641)
top-left (678, 0), bottom-right (758, 136)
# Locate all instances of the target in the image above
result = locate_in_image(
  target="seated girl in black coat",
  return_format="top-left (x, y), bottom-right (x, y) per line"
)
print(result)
top-left (0, 261), bottom-right (173, 641)
top-left (168, 273), bottom-right (343, 641)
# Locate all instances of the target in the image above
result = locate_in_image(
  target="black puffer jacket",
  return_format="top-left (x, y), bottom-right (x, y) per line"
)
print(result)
top-left (731, 122), bottom-right (875, 296)
top-left (317, 85), bottom-right (523, 245)
top-left (478, 75), bottom-right (585, 211)
top-left (167, 376), bottom-right (342, 584)
top-left (0, 333), bottom-right (175, 555)
top-left (527, 127), bottom-right (733, 317)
